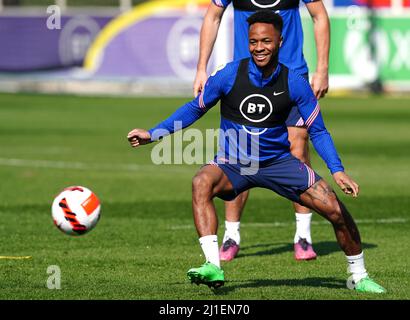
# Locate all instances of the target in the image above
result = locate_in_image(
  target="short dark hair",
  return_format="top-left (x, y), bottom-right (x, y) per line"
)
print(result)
top-left (247, 10), bottom-right (283, 33)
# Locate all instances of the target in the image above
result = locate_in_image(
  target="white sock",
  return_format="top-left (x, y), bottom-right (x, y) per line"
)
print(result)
top-left (346, 252), bottom-right (368, 283)
top-left (199, 235), bottom-right (220, 268)
top-left (294, 212), bottom-right (312, 244)
top-left (222, 221), bottom-right (240, 244)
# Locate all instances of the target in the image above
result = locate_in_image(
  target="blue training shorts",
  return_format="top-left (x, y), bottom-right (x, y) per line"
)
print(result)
top-left (212, 155), bottom-right (321, 204)
top-left (285, 73), bottom-right (309, 127)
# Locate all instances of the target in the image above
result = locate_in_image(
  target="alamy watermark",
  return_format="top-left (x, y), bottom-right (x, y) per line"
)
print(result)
top-left (149, 122), bottom-right (262, 175)
top-left (46, 265), bottom-right (61, 289)
top-left (46, 5), bottom-right (61, 30)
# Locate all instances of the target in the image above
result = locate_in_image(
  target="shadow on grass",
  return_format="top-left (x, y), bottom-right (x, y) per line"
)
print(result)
top-left (214, 277), bottom-right (346, 295)
top-left (237, 241), bottom-right (377, 259)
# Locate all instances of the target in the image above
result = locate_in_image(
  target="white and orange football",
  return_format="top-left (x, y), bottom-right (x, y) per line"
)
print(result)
top-left (52, 186), bottom-right (101, 236)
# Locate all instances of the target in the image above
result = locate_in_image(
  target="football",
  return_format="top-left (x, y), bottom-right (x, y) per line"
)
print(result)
top-left (52, 186), bottom-right (101, 236)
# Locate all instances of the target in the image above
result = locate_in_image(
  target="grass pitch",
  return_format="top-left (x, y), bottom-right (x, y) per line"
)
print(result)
top-left (0, 92), bottom-right (409, 300)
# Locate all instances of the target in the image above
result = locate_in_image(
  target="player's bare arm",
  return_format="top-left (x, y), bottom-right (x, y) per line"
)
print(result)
top-left (127, 128), bottom-right (151, 148)
top-left (194, 3), bottom-right (225, 97)
top-left (306, 1), bottom-right (330, 99)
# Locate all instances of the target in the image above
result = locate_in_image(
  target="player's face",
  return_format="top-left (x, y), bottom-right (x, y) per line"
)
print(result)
top-left (249, 23), bottom-right (282, 69)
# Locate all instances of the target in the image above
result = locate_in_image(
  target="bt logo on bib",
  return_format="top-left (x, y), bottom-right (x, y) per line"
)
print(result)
top-left (247, 103), bottom-right (265, 114)
top-left (239, 94), bottom-right (273, 123)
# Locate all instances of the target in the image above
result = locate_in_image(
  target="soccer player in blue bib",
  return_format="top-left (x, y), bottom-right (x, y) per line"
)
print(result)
top-left (128, 11), bottom-right (385, 294)
top-left (194, 0), bottom-right (330, 262)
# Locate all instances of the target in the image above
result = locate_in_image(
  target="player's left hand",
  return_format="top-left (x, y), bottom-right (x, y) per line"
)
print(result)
top-left (332, 171), bottom-right (359, 197)
top-left (311, 71), bottom-right (329, 99)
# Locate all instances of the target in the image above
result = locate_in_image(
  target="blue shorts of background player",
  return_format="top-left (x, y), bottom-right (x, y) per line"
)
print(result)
top-left (286, 73), bottom-right (309, 127)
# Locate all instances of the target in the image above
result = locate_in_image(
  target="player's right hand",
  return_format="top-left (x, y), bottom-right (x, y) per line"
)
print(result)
top-left (332, 171), bottom-right (359, 198)
top-left (127, 129), bottom-right (151, 148)
top-left (193, 70), bottom-right (208, 97)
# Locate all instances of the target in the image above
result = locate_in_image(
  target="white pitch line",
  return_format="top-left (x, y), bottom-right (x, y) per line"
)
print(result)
top-left (169, 218), bottom-right (408, 230)
top-left (0, 158), bottom-right (190, 173)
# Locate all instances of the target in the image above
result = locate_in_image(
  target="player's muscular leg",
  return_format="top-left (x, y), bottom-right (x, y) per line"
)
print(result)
top-left (192, 165), bottom-right (235, 237)
top-left (299, 179), bottom-right (362, 256)
top-left (288, 126), bottom-right (311, 214)
top-left (224, 190), bottom-right (249, 222)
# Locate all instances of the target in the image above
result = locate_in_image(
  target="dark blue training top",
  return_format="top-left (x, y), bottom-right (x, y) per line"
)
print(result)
top-left (148, 59), bottom-right (343, 174)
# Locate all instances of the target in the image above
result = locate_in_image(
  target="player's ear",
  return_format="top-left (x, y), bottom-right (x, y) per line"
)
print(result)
top-left (279, 36), bottom-right (283, 47)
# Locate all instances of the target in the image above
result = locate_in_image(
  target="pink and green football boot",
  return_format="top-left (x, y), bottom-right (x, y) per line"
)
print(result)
top-left (294, 238), bottom-right (317, 261)
top-left (187, 262), bottom-right (225, 288)
top-left (219, 238), bottom-right (240, 262)
top-left (351, 277), bottom-right (386, 294)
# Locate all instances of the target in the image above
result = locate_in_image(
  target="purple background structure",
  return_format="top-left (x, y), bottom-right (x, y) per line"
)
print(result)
top-left (0, 15), bottom-right (113, 71)
top-left (0, 12), bottom-right (234, 79)
top-left (98, 18), bottom-right (178, 76)
top-left (92, 14), bottom-right (233, 79)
